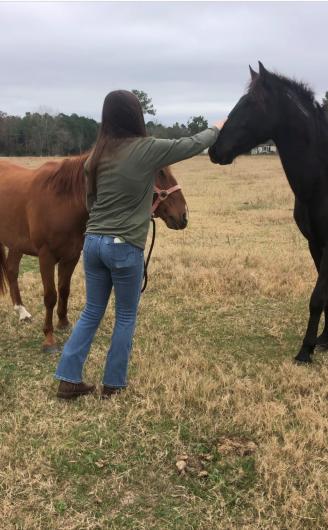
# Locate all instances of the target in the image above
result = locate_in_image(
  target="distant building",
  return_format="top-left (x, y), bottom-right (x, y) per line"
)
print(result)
top-left (201, 144), bottom-right (277, 156)
top-left (251, 144), bottom-right (277, 155)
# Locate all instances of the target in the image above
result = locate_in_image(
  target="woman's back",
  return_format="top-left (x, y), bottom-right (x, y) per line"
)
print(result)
top-left (86, 129), bottom-right (218, 248)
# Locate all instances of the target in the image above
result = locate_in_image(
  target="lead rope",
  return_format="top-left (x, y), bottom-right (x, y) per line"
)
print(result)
top-left (141, 217), bottom-right (156, 293)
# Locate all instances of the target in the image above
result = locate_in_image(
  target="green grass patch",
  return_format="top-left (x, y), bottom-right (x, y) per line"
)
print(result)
top-left (20, 255), bottom-right (39, 274)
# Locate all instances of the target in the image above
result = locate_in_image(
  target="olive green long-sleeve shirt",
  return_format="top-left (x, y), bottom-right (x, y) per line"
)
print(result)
top-left (85, 127), bottom-right (219, 249)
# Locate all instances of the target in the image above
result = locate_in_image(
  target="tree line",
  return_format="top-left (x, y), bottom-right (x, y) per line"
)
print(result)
top-left (0, 111), bottom-right (208, 157)
top-left (0, 111), bottom-right (99, 157)
top-left (0, 90), bottom-right (209, 157)
top-left (3, 88), bottom-right (326, 157)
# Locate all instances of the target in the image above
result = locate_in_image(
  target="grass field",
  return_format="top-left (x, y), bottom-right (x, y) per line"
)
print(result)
top-left (1, 155), bottom-right (328, 529)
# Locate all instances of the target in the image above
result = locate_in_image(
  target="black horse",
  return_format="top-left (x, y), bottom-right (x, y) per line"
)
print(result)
top-left (209, 62), bottom-right (328, 363)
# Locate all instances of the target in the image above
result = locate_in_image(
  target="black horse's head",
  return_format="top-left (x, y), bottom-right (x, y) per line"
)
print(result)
top-left (209, 62), bottom-right (282, 165)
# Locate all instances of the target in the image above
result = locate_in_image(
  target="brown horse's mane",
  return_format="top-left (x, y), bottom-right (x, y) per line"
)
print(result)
top-left (42, 152), bottom-right (90, 202)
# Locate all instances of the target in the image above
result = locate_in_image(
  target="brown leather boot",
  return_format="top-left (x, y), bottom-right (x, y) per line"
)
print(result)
top-left (101, 385), bottom-right (124, 399)
top-left (57, 380), bottom-right (96, 399)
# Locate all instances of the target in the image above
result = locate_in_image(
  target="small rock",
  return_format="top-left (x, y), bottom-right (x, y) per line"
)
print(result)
top-left (177, 454), bottom-right (189, 461)
top-left (202, 453), bottom-right (214, 461)
top-left (176, 460), bottom-right (187, 473)
top-left (198, 470), bottom-right (209, 478)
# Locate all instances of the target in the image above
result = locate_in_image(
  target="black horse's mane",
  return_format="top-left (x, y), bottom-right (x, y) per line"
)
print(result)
top-left (247, 69), bottom-right (328, 154)
top-left (274, 74), bottom-right (316, 105)
top-left (249, 71), bottom-right (320, 109)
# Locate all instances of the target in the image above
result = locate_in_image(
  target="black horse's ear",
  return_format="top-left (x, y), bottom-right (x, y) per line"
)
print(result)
top-left (258, 61), bottom-right (269, 78)
top-left (249, 65), bottom-right (258, 81)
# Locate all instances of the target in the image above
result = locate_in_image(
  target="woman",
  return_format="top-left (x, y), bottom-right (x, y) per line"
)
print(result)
top-left (55, 90), bottom-right (223, 399)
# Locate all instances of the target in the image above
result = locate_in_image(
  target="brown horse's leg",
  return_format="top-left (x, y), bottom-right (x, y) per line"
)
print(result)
top-left (6, 250), bottom-right (32, 321)
top-left (57, 256), bottom-right (80, 329)
top-left (39, 248), bottom-right (58, 354)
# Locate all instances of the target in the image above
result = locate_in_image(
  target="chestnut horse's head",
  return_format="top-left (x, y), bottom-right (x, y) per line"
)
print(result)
top-left (153, 166), bottom-right (188, 230)
top-left (44, 156), bottom-right (188, 230)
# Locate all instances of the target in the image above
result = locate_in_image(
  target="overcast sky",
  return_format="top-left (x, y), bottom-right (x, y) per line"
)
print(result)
top-left (1, 1), bottom-right (328, 125)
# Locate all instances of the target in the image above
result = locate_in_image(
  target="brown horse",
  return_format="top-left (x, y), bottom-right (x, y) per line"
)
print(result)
top-left (0, 154), bottom-right (188, 353)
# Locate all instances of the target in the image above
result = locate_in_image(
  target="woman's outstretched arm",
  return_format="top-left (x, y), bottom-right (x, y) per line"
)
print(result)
top-left (144, 121), bottom-right (225, 170)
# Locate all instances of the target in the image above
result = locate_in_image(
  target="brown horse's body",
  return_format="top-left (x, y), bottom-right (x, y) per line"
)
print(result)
top-left (0, 155), bottom-right (187, 353)
top-left (0, 160), bottom-right (87, 256)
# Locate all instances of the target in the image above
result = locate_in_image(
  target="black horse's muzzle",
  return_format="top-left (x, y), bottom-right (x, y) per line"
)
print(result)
top-left (209, 145), bottom-right (233, 165)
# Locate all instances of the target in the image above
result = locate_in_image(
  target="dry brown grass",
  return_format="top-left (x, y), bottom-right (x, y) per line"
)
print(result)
top-left (0, 154), bottom-right (327, 529)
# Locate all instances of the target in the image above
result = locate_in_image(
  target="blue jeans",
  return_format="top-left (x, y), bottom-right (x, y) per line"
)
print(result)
top-left (55, 234), bottom-right (144, 388)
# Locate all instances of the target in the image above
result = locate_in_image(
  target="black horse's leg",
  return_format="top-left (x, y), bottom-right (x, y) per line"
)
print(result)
top-left (316, 306), bottom-right (328, 349)
top-left (295, 247), bottom-right (328, 363)
top-left (306, 241), bottom-right (328, 349)
top-left (308, 240), bottom-right (322, 273)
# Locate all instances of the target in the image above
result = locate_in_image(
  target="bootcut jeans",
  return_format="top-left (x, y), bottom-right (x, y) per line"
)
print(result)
top-left (55, 234), bottom-right (144, 388)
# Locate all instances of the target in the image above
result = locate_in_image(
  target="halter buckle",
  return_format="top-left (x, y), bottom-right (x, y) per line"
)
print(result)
top-left (158, 190), bottom-right (168, 201)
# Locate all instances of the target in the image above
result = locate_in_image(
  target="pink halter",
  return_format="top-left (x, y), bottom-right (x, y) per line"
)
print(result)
top-left (151, 184), bottom-right (182, 215)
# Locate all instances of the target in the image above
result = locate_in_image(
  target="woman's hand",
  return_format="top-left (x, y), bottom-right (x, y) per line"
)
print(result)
top-left (213, 119), bottom-right (226, 130)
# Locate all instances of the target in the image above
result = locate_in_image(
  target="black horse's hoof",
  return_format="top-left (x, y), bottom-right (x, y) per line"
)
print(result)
top-left (42, 344), bottom-right (59, 355)
top-left (316, 343), bottom-right (328, 352)
top-left (316, 335), bottom-right (328, 351)
top-left (294, 352), bottom-right (312, 364)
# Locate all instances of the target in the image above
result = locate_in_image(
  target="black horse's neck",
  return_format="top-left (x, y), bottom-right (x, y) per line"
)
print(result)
top-left (272, 95), bottom-right (328, 203)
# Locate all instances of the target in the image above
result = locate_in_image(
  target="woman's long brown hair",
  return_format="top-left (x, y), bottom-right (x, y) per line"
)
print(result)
top-left (87, 90), bottom-right (147, 195)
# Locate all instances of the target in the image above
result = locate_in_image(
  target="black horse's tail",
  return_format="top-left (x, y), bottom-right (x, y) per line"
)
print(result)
top-left (0, 243), bottom-right (8, 295)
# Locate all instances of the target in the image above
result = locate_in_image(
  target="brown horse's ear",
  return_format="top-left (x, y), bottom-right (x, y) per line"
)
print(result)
top-left (249, 65), bottom-right (258, 81)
